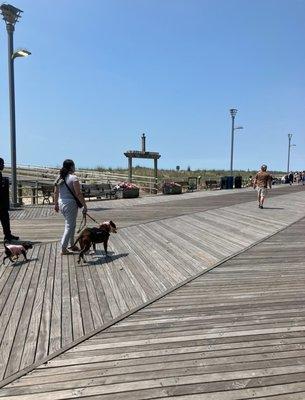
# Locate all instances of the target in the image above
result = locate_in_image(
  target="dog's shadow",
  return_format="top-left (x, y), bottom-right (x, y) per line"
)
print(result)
top-left (83, 252), bottom-right (129, 266)
top-left (2, 257), bottom-right (39, 267)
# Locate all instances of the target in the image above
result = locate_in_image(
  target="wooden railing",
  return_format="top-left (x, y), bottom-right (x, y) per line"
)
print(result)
top-left (3, 164), bottom-right (161, 194)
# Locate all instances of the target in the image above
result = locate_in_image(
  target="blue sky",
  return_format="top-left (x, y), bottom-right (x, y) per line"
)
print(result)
top-left (0, 0), bottom-right (304, 171)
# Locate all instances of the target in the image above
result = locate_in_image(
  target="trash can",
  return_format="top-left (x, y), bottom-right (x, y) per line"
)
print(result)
top-left (234, 176), bottom-right (242, 189)
top-left (220, 177), bottom-right (226, 189)
top-left (226, 176), bottom-right (234, 189)
top-left (221, 176), bottom-right (233, 189)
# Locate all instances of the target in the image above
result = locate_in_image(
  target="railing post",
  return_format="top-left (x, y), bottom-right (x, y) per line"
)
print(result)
top-left (36, 181), bottom-right (39, 204)
top-left (31, 185), bottom-right (35, 204)
top-left (17, 182), bottom-right (23, 205)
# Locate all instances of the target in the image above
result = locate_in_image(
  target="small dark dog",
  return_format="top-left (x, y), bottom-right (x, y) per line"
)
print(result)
top-left (3, 242), bottom-right (33, 264)
top-left (73, 221), bottom-right (117, 263)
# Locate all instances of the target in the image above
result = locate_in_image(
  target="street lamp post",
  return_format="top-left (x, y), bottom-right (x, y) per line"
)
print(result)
top-left (0, 4), bottom-right (29, 207)
top-left (287, 133), bottom-right (296, 173)
top-left (229, 109), bottom-right (243, 175)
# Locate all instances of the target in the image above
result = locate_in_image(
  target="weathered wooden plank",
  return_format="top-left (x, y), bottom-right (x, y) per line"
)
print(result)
top-left (118, 229), bottom-right (173, 290)
top-left (81, 264), bottom-right (103, 329)
top-left (115, 233), bottom-right (166, 295)
top-left (34, 243), bottom-right (54, 363)
top-left (87, 266), bottom-right (113, 324)
top-left (4, 366), bottom-right (305, 399)
top-left (18, 245), bottom-right (47, 370)
top-left (60, 252), bottom-right (72, 346)
top-left (3, 245), bottom-right (41, 378)
top-left (48, 242), bottom-right (62, 354)
top-left (11, 349), bottom-right (305, 387)
top-left (93, 265), bottom-right (121, 318)
top-left (0, 246), bottom-right (43, 379)
top-left (70, 258), bottom-right (91, 336)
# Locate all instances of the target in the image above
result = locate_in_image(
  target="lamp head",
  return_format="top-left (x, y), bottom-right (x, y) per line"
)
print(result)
top-left (12, 48), bottom-right (31, 59)
top-left (230, 108), bottom-right (238, 117)
top-left (0, 4), bottom-right (22, 26)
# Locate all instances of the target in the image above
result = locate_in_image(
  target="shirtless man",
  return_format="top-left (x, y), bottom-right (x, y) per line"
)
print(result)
top-left (253, 164), bottom-right (273, 209)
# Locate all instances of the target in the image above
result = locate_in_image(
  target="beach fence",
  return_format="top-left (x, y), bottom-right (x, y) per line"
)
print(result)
top-left (3, 164), bottom-right (162, 204)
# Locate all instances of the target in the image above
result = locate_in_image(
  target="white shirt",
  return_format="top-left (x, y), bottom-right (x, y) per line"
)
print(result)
top-left (57, 174), bottom-right (79, 202)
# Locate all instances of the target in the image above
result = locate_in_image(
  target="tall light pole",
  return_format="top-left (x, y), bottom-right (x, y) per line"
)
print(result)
top-left (0, 4), bottom-right (28, 206)
top-left (287, 133), bottom-right (296, 173)
top-left (229, 108), bottom-right (238, 175)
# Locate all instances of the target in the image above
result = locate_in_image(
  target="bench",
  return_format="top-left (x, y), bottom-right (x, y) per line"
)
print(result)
top-left (40, 184), bottom-right (54, 204)
top-left (187, 177), bottom-right (198, 192)
top-left (172, 181), bottom-right (189, 192)
top-left (171, 178), bottom-right (199, 193)
top-left (81, 183), bottom-right (117, 200)
top-left (205, 179), bottom-right (219, 190)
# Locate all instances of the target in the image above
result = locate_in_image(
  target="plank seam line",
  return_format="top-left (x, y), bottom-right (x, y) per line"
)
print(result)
top-left (1, 214), bottom-right (305, 389)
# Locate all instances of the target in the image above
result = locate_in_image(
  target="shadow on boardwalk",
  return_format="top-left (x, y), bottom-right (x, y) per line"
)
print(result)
top-left (83, 252), bottom-right (129, 266)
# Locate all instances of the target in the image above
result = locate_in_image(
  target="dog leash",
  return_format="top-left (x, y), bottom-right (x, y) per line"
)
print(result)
top-left (86, 213), bottom-right (99, 225)
top-left (77, 214), bottom-right (87, 233)
top-left (77, 212), bottom-right (99, 233)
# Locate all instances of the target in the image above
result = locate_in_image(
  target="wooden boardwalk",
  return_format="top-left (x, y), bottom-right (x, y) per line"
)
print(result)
top-left (3, 217), bottom-right (305, 399)
top-left (0, 187), bottom-right (305, 397)
top-left (3, 187), bottom-right (262, 224)
top-left (8, 185), bottom-right (301, 221)
top-left (6, 185), bottom-right (303, 243)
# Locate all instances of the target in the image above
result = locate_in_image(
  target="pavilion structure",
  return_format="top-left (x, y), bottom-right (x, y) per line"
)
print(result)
top-left (124, 134), bottom-right (161, 192)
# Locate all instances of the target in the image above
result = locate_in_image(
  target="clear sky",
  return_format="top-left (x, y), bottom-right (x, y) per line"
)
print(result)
top-left (0, 0), bottom-right (304, 171)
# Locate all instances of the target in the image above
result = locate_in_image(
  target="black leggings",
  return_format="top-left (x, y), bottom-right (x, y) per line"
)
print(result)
top-left (0, 208), bottom-right (11, 237)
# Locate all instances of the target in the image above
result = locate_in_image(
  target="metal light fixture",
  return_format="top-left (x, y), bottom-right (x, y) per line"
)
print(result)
top-left (0, 3), bottom-right (29, 207)
top-left (287, 133), bottom-right (296, 173)
top-left (12, 48), bottom-right (31, 59)
top-left (0, 4), bottom-right (22, 26)
top-left (230, 108), bottom-right (238, 118)
top-left (229, 108), bottom-right (238, 175)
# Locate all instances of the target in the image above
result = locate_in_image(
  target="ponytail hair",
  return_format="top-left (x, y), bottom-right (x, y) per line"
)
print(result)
top-left (59, 159), bottom-right (75, 179)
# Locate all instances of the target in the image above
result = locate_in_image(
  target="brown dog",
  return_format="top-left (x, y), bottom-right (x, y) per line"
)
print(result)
top-left (73, 221), bottom-right (117, 263)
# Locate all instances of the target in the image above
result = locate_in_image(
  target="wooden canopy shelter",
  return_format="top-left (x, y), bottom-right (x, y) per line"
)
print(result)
top-left (124, 134), bottom-right (161, 192)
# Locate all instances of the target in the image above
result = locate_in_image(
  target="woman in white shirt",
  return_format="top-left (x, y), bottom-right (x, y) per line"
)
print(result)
top-left (54, 159), bottom-right (87, 255)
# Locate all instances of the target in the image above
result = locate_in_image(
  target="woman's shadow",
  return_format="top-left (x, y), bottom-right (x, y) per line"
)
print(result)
top-left (262, 207), bottom-right (284, 210)
top-left (2, 257), bottom-right (40, 267)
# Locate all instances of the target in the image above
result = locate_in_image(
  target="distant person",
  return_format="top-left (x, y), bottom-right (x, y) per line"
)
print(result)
top-left (295, 172), bottom-right (300, 184)
top-left (288, 172), bottom-right (294, 186)
top-left (0, 158), bottom-right (19, 241)
top-left (247, 175), bottom-right (253, 187)
top-left (54, 159), bottom-right (87, 255)
top-left (253, 164), bottom-right (273, 209)
top-left (284, 174), bottom-right (289, 184)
